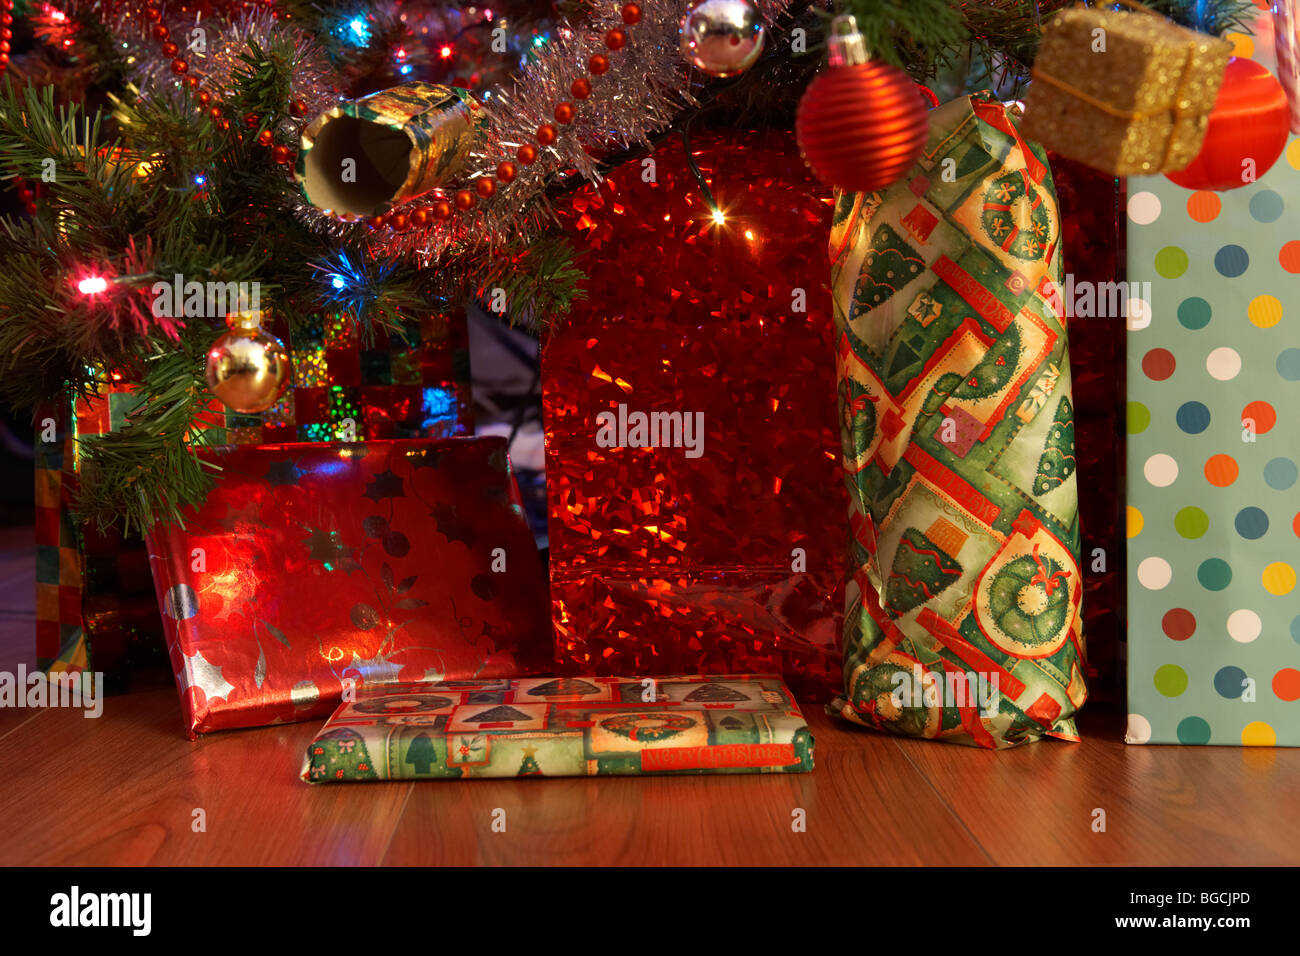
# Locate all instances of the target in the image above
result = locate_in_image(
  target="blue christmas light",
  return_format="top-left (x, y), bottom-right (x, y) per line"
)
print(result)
top-left (341, 16), bottom-right (372, 46)
top-left (193, 175), bottom-right (206, 186)
top-left (331, 275), bottom-right (347, 290)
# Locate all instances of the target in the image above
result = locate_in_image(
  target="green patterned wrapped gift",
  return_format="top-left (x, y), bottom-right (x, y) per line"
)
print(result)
top-left (302, 675), bottom-right (813, 781)
top-left (827, 92), bottom-right (1088, 749)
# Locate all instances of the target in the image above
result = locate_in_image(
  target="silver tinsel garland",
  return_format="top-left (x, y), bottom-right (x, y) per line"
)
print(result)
top-left (49, 0), bottom-right (797, 266)
top-left (350, 0), bottom-right (797, 264)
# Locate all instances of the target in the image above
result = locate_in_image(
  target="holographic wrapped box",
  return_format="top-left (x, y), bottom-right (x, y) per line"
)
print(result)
top-left (301, 675), bottom-right (813, 781)
top-left (1021, 6), bottom-right (1231, 176)
top-left (33, 311), bottom-right (472, 691)
top-left (544, 130), bottom-right (846, 702)
top-left (226, 309), bottom-right (473, 445)
top-left (828, 93), bottom-right (1088, 748)
top-left (144, 437), bottom-right (552, 737)
top-left (1050, 152), bottom-right (1126, 704)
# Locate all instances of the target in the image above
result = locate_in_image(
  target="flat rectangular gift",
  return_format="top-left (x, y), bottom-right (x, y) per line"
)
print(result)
top-left (301, 675), bottom-right (814, 781)
top-left (145, 437), bottom-right (552, 737)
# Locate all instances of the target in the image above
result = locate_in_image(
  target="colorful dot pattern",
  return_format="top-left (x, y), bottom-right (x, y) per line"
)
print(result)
top-left (1125, 20), bottom-right (1300, 747)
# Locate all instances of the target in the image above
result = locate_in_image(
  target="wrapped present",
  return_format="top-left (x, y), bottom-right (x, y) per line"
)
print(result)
top-left (827, 92), bottom-right (1088, 748)
top-left (33, 310), bottom-right (472, 691)
top-left (145, 437), bottom-right (552, 737)
top-left (1124, 17), bottom-right (1300, 747)
top-left (1021, 4), bottom-right (1232, 176)
top-left (33, 386), bottom-right (202, 693)
top-left (301, 675), bottom-right (813, 781)
top-left (229, 309), bottom-right (473, 445)
top-left (543, 129), bottom-right (847, 703)
top-left (1051, 153), bottom-right (1127, 703)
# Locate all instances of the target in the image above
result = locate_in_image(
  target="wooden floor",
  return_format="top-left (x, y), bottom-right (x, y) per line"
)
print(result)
top-left (2, 526), bottom-right (1298, 866)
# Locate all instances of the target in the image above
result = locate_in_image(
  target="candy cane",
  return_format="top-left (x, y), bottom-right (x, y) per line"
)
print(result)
top-left (1274, 0), bottom-right (1300, 134)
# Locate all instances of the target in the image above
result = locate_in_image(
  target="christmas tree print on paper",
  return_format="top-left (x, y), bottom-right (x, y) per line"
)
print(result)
top-left (464, 705), bottom-right (532, 723)
top-left (885, 527), bottom-right (963, 616)
top-left (853, 224), bottom-right (925, 312)
top-left (684, 683), bottom-right (749, 702)
top-left (517, 746), bottom-right (543, 776)
top-left (306, 729), bottom-right (379, 782)
top-left (842, 378), bottom-right (878, 457)
top-left (526, 678), bottom-right (602, 697)
top-left (1033, 396), bottom-right (1076, 496)
top-left (405, 733), bottom-right (438, 775)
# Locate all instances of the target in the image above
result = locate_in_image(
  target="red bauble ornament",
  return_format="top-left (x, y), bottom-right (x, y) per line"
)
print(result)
top-left (1165, 57), bottom-right (1291, 192)
top-left (795, 16), bottom-right (928, 193)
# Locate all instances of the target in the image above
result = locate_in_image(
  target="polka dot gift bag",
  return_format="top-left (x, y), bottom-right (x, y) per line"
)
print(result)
top-left (827, 92), bottom-right (1087, 748)
top-left (1125, 15), bottom-right (1300, 747)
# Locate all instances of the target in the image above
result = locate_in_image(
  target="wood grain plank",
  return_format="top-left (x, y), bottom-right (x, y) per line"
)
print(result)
top-left (0, 690), bottom-right (411, 866)
top-left (380, 709), bottom-right (990, 866)
top-left (892, 709), bottom-right (1300, 865)
top-left (0, 613), bottom-right (35, 673)
top-left (0, 525), bottom-right (34, 615)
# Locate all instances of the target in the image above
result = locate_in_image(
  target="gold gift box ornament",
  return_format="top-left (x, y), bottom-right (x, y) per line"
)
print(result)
top-left (1020, 2), bottom-right (1233, 177)
top-left (295, 82), bottom-right (486, 218)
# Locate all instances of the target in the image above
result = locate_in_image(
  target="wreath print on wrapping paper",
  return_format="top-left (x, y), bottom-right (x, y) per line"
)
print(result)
top-left (599, 713), bottom-right (697, 743)
top-left (980, 170), bottom-right (1052, 262)
top-left (984, 543), bottom-right (1072, 653)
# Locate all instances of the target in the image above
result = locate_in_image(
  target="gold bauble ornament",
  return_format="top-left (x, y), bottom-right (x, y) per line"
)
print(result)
top-left (679, 0), bottom-right (766, 78)
top-left (205, 311), bottom-right (291, 413)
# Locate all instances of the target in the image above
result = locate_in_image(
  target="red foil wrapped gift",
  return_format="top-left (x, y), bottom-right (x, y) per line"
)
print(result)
top-left (144, 438), bottom-right (551, 736)
top-left (544, 129), bottom-right (846, 702)
top-left (1050, 154), bottom-right (1126, 703)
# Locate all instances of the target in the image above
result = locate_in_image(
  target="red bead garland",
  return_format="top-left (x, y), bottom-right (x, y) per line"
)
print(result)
top-left (0, 2), bottom-right (13, 74)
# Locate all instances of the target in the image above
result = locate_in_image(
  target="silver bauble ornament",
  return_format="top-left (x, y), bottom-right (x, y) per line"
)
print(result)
top-left (680, 0), bottom-right (766, 78)
top-left (205, 310), bottom-right (291, 414)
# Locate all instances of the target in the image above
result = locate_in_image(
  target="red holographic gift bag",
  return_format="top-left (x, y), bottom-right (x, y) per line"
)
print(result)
top-left (543, 129), bottom-right (847, 702)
